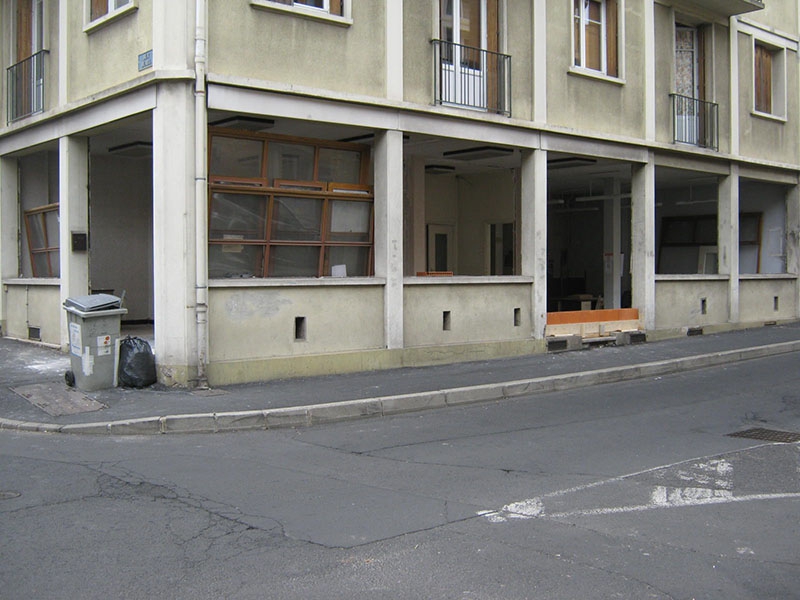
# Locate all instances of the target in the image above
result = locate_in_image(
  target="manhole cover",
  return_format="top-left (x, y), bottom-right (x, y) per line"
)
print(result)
top-left (0, 491), bottom-right (21, 500)
top-left (728, 428), bottom-right (800, 443)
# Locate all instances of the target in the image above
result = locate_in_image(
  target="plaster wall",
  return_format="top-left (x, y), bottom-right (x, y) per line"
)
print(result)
top-left (403, 281), bottom-right (531, 347)
top-left (207, 284), bottom-right (384, 362)
top-left (546, 0), bottom-right (646, 139)
top-left (654, 278), bottom-right (729, 328)
top-left (403, 0), bottom-right (432, 106)
top-left (89, 154), bottom-right (153, 321)
top-left (67, 2), bottom-right (154, 102)
top-left (739, 277), bottom-right (797, 322)
top-left (209, 1), bottom-right (385, 98)
top-left (457, 172), bottom-right (516, 276)
top-left (3, 282), bottom-right (60, 344)
top-left (736, 30), bottom-right (800, 165)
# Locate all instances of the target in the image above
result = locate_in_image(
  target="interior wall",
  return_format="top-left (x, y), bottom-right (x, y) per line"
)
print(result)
top-left (18, 151), bottom-right (59, 278)
top-left (457, 171), bottom-right (516, 276)
top-left (89, 154), bottom-right (153, 321)
top-left (548, 203), bottom-right (605, 296)
top-left (740, 181), bottom-right (787, 274)
top-left (424, 172), bottom-right (459, 271)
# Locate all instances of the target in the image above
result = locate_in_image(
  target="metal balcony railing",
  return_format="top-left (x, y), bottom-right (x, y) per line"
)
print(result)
top-left (432, 39), bottom-right (511, 117)
top-left (7, 50), bottom-right (48, 123)
top-left (671, 93), bottom-right (719, 151)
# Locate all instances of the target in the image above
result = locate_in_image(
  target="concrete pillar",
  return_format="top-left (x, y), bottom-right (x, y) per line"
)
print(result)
top-left (532, 0), bottom-right (547, 123)
top-left (0, 157), bottom-right (18, 335)
top-left (374, 129), bottom-right (404, 349)
top-left (644, 0), bottom-right (656, 142)
top-left (152, 81), bottom-right (197, 385)
top-left (58, 136), bottom-right (90, 348)
top-left (718, 166), bottom-right (740, 322)
top-left (631, 155), bottom-right (656, 330)
top-left (385, 0), bottom-right (403, 101)
top-left (603, 178), bottom-right (623, 309)
top-left (521, 148), bottom-right (547, 339)
top-left (786, 184), bottom-right (800, 319)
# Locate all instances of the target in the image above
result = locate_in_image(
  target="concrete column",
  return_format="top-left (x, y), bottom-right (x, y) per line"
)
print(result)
top-left (58, 136), bottom-right (90, 348)
top-left (786, 184), bottom-right (800, 319)
top-left (603, 178), bottom-right (623, 309)
top-left (385, 0), bottom-right (403, 101)
top-left (152, 82), bottom-right (197, 385)
top-left (532, 0), bottom-right (547, 123)
top-left (729, 17), bottom-right (740, 156)
top-left (521, 149), bottom-right (547, 339)
top-left (718, 167), bottom-right (740, 322)
top-left (0, 157), bottom-right (19, 335)
top-left (644, 0), bottom-right (656, 142)
top-left (374, 130), bottom-right (404, 349)
top-left (631, 155), bottom-right (656, 330)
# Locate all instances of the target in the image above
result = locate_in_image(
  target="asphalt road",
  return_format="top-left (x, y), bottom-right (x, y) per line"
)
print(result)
top-left (1, 353), bottom-right (799, 599)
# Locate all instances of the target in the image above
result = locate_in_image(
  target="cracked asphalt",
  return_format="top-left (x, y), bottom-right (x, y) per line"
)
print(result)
top-left (1, 351), bottom-right (799, 599)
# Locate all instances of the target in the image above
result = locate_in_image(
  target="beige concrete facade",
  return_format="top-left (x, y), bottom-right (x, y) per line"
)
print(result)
top-left (0, 0), bottom-right (798, 387)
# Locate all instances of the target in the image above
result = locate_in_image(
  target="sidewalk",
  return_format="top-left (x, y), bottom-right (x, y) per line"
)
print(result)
top-left (2, 322), bottom-right (800, 435)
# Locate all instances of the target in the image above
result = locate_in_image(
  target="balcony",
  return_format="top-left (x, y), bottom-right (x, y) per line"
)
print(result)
top-left (432, 40), bottom-right (511, 117)
top-left (671, 94), bottom-right (719, 151)
top-left (672, 0), bottom-right (763, 17)
top-left (7, 50), bottom-right (48, 123)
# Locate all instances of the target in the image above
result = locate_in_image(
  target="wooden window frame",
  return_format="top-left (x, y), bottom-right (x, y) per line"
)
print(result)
top-left (573, 0), bottom-right (619, 78)
top-left (208, 130), bottom-right (373, 279)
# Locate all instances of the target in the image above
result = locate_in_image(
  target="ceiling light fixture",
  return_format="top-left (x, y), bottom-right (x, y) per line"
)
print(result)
top-left (443, 146), bottom-right (514, 161)
top-left (107, 141), bottom-right (152, 158)
top-left (210, 116), bottom-right (276, 132)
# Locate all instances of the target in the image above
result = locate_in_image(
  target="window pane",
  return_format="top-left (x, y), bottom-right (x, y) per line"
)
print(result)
top-left (45, 211), bottom-right (59, 247)
top-left (585, 21), bottom-right (602, 71)
top-left (460, 0), bottom-right (482, 49)
top-left (91, 0), bottom-right (108, 20)
top-left (695, 217), bottom-right (717, 245)
top-left (318, 148), bottom-right (361, 184)
top-left (210, 137), bottom-right (263, 179)
top-left (269, 245), bottom-right (320, 277)
top-left (271, 197), bottom-right (323, 241)
top-left (26, 214), bottom-right (46, 249)
top-left (267, 143), bottom-right (315, 182)
top-left (210, 193), bottom-right (267, 240)
top-left (325, 246), bottom-right (370, 277)
top-left (209, 244), bottom-right (264, 278)
top-left (295, 0), bottom-right (325, 7)
top-left (328, 201), bottom-right (370, 242)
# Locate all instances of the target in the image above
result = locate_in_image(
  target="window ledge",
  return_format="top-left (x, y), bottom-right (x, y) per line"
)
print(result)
top-left (83, 2), bottom-right (138, 33)
top-left (655, 274), bottom-right (728, 281)
top-left (406, 276), bottom-right (534, 285)
top-left (249, 0), bottom-right (352, 27)
top-left (3, 278), bottom-right (60, 286)
top-left (209, 277), bottom-right (384, 288)
top-left (568, 66), bottom-right (625, 86)
top-left (751, 109), bottom-right (787, 123)
top-left (739, 273), bottom-right (797, 280)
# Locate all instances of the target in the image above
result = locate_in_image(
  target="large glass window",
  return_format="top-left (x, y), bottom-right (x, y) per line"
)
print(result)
top-left (208, 132), bottom-right (373, 278)
top-left (573, 0), bottom-right (619, 77)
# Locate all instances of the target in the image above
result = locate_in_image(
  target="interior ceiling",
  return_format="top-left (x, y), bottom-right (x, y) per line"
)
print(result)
top-left (86, 111), bottom-right (718, 197)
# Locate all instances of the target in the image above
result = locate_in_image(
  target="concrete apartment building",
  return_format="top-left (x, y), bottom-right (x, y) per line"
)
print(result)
top-left (0, 0), bottom-right (797, 387)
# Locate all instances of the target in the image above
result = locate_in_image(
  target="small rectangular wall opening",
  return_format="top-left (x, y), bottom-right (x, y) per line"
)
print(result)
top-left (774, 296), bottom-right (780, 311)
top-left (513, 307), bottom-right (521, 327)
top-left (443, 311), bottom-right (451, 331)
top-left (294, 316), bottom-right (306, 341)
top-left (700, 298), bottom-right (707, 315)
top-left (27, 326), bottom-right (41, 341)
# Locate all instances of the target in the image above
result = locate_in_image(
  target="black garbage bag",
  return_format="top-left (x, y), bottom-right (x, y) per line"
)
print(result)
top-left (118, 336), bottom-right (157, 388)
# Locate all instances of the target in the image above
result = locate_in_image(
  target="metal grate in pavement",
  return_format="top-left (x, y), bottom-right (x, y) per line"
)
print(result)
top-left (728, 428), bottom-right (800, 443)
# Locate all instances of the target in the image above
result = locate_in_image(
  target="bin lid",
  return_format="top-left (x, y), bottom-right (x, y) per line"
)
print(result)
top-left (64, 293), bottom-right (122, 312)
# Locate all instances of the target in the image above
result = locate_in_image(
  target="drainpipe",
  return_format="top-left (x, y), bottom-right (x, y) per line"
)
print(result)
top-left (194, 0), bottom-right (209, 389)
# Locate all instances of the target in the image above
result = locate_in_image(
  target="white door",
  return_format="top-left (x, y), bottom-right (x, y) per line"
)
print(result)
top-left (440, 0), bottom-right (487, 109)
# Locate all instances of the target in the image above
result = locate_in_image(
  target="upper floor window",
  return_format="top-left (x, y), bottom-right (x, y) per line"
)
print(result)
top-left (754, 41), bottom-right (785, 118)
top-left (266, 0), bottom-right (343, 17)
top-left (573, 0), bottom-right (619, 78)
top-left (86, 0), bottom-right (136, 28)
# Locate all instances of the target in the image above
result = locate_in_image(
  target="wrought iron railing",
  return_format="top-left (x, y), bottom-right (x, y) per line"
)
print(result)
top-left (670, 93), bottom-right (718, 151)
top-left (7, 50), bottom-right (48, 123)
top-left (432, 39), bottom-right (511, 117)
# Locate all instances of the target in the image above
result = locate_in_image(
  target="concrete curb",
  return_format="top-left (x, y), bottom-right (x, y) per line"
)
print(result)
top-left (2, 340), bottom-right (799, 436)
